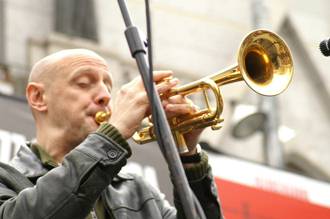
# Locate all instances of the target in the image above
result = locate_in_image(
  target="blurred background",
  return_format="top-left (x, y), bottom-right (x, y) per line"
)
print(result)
top-left (0, 0), bottom-right (329, 218)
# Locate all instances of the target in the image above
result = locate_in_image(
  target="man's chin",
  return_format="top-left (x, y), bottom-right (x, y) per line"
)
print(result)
top-left (77, 125), bottom-right (97, 141)
top-left (88, 122), bottom-right (99, 132)
top-left (87, 116), bottom-right (101, 130)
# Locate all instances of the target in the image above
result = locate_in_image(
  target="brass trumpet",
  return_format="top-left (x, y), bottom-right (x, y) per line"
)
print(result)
top-left (95, 29), bottom-right (293, 154)
top-left (132, 29), bottom-right (293, 154)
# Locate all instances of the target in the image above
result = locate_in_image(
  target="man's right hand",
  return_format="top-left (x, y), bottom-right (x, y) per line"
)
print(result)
top-left (109, 71), bottom-right (179, 139)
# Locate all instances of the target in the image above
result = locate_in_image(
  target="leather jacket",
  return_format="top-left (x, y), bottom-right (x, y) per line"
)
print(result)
top-left (0, 132), bottom-right (223, 219)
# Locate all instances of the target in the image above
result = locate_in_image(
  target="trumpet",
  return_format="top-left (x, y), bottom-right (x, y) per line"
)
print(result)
top-left (96, 29), bottom-right (294, 154)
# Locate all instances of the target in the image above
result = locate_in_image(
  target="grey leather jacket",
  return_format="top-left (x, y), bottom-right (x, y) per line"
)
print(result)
top-left (0, 132), bottom-right (223, 219)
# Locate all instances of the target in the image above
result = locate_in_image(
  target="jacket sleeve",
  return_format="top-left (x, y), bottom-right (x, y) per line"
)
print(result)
top-left (0, 126), bottom-right (130, 219)
top-left (173, 151), bottom-right (224, 219)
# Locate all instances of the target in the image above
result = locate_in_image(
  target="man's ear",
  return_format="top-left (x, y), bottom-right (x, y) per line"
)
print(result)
top-left (26, 82), bottom-right (48, 112)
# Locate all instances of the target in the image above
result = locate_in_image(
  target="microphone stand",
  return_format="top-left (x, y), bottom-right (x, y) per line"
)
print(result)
top-left (117, 0), bottom-right (199, 218)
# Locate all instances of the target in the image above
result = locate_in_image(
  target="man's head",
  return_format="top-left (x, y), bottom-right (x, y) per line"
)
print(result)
top-left (26, 49), bottom-right (113, 151)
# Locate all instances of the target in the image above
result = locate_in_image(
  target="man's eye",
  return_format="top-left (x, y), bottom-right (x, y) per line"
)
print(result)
top-left (77, 81), bottom-right (90, 89)
top-left (78, 82), bottom-right (88, 88)
top-left (75, 76), bottom-right (92, 88)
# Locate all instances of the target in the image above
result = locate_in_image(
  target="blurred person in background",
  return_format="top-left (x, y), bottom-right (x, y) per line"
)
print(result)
top-left (0, 49), bottom-right (223, 219)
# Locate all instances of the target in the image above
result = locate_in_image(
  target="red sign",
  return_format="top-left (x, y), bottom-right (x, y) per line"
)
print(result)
top-left (216, 177), bottom-right (330, 219)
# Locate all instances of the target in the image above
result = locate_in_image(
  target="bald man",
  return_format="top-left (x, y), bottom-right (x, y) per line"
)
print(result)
top-left (0, 49), bottom-right (223, 219)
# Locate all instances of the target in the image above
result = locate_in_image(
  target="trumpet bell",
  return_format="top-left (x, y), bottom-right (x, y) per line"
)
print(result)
top-left (239, 29), bottom-right (293, 96)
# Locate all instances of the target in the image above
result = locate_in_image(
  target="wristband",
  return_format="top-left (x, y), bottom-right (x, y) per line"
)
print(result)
top-left (180, 144), bottom-right (202, 164)
top-left (180, 153), bottom-right (201, 163)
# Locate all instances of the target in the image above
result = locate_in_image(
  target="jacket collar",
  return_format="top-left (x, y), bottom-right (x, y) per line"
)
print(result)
top-left (10, 143), bottom-right (48, 179)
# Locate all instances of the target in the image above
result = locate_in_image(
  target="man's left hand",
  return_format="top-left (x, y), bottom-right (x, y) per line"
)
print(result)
top-left (162, 95), bottom-right (203, 155)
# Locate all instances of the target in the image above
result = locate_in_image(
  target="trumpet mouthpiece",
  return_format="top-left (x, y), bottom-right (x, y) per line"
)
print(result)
top-left (95, 111), bottom-right (111, 124)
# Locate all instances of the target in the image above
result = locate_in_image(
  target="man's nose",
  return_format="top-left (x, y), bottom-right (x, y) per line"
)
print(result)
top-left (95, 86), bottom-right (110, 106)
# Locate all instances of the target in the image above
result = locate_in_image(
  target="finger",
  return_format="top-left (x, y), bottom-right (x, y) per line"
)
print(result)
top-left (164, 95), bottom-right (199, 112)
top-left (156, 78), bottom-right (179, 94)
top-left (130, 70), bottom-right (174, 89)
top-left (153, 70), bottom-right (174, 82)
top-left (167, 96), bottom-right (198, 109)
top-left (165, 102), bottom-right (198, 115)
top-left (167, 95), bottom-right (186, 104)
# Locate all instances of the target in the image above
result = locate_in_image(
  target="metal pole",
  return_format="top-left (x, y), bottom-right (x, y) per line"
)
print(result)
top-left (251, 0), bottom-right (284, 168)
top-left (0, 0), bottom-right (5, 64)
top-left (117, 1), bottom-right (201, 218)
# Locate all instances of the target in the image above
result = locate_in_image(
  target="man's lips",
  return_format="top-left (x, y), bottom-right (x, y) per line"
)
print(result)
top-left (86, 109), bottom-right (111, 125)
top-left (87, 108), bottom-right (110, 117)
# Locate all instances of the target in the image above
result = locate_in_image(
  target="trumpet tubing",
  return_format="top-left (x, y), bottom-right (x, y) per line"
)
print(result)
top-left (128, 30), bottom-right (293, 154)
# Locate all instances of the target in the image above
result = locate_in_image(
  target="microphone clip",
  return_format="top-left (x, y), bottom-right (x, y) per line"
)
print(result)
top-left (320, 39), bottom-right (330, 56)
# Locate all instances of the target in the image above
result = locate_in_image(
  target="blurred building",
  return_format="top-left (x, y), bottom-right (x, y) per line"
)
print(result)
top-left (0, 0), bottom-right (329, 182)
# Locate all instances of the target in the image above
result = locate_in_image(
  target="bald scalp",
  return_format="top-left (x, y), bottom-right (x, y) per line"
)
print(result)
top-left (28, 49), bottom-right (107, 84)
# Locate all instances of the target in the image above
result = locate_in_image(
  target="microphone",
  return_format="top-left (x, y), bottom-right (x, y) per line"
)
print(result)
top-left (320, 38), bottom-right (330, 56)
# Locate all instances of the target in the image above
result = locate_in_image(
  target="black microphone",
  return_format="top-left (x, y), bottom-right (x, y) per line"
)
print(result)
top-left (320, 38), bottom-right (330, 56)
